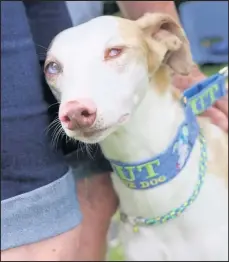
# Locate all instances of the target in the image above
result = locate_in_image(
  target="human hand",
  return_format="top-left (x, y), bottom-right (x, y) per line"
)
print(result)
top-left (173, 65), bottom-right (228, 132)
top-left (202, 92), bottom-right (228, 132)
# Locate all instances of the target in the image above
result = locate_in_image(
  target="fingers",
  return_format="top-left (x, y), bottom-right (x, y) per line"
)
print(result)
top-left (201, 107), bottom-right (228, 132)
top-left (214, 94), bottom-right (228, 117)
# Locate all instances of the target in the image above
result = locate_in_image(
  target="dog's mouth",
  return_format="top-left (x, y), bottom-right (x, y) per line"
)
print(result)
top-left (63, 125), bottom-right (114, 144)
top-left (82, 127), bottom-right (110, 137)
top-left (62, 113), bottom-right (130, 143)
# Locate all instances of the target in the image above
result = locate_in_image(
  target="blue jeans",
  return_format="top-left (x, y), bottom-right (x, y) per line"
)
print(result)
top-left (1, 1), bottom-right (111, 250)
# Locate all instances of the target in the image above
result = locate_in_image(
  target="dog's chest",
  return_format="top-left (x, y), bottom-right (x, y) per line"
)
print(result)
top-left (119, 219), bottom-right (228, 261)
top-left (111, 163), bottom-right (228, 261)
top-left (117, 183), bottom-right (228, 261)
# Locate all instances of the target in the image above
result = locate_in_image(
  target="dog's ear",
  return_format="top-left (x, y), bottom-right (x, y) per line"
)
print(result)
top-left (136, 13), bottom-right (193, 75)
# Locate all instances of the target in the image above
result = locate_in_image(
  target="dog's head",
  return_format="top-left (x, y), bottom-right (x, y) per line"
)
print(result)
top-left (45, 14), bottom-right (193, 143)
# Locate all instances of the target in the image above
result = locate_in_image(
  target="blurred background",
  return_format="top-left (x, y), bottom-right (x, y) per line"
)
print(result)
top-left (65, 1), bottom-right (228, 260)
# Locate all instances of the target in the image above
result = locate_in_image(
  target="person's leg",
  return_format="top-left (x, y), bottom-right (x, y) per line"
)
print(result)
top-left (1, 173), bottom-right (117, 261)
top-left (1, 1), bottom-right (117, 260)
top-left (1, 0), bottom-right (81, 257)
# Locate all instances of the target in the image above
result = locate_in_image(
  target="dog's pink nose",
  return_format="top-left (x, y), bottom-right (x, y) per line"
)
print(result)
top-left (59, 99), bottom-right (97, 130)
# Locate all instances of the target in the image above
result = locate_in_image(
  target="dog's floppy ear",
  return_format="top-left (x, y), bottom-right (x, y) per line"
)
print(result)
top-left (136, 13), bottom-right (193, 75)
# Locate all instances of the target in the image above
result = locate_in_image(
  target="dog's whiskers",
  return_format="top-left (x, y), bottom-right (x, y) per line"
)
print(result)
top-left (85, 144), bottom-right (95, 160)
top-left (48, 102), bottom-right (60, 110)
top-left (36, 44), bottom-right (48, 51)
top-left (51, 126), bottom-right (65, 150)
top-left (44, 117), bottom-right (60, 135)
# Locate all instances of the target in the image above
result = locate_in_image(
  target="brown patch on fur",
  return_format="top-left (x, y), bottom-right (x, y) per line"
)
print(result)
top-left (153, 65), bottom-right (171, 94)
top-left (116, 17), bottom-right (171, 95)
top-left (116, 13), bottom-right (194, 95)
top-left (116, 18), bottom-right (149, 65)
top-left (171, 86), bottom-right (182, 101)
top-left (143, 37), bottom-right (161, 74)
top-left (198, 117), bottom-right (228, 187)
top-left (116, 17), bottom-right (145, 47)
top-left (136, 13), bottom-right (194, 75)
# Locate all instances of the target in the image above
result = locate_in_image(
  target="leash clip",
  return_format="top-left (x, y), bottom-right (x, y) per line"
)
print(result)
top-left (131, 217), bottom-right (145, 233)
top-left (120, 212), bottom-right (146, 233)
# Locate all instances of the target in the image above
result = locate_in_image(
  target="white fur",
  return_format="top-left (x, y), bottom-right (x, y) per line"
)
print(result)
top-left (45, 16), bottom-right (228, 261)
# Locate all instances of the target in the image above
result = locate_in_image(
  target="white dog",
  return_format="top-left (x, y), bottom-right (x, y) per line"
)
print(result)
top-left (44, 13), bottom-right (228, 261)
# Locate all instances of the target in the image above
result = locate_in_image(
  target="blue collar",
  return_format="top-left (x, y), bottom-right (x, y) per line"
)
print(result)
top-left (109, 67), bottom-right (228, 190)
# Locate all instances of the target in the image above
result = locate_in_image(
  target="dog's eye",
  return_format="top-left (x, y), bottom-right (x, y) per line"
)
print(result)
top-left (44, 62), bottom-right (62, 75)
top-left (104, 47), bottom-right (124, 60)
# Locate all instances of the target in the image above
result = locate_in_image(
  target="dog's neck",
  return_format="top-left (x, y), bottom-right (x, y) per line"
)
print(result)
top-left (100, 72), bottom-right (201, 218)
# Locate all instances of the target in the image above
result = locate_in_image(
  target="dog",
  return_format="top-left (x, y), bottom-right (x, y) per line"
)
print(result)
top-left (44, 13), bottom-right (228, 261)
